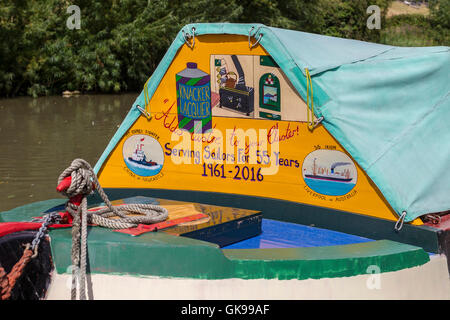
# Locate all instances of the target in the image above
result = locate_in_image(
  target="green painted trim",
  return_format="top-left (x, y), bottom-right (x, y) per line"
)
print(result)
top-left (260, 55), bottom-right (279, 68)
top-left (49, 228), bottom-right (234, 279)
top-left (98, 188), bottom-right (442, 254)
top-left (223, 240), bottom-right (430, 280)
top-left (48, 227), bottom-right (429, 280)
top-left (0, 199), bottom-right (65, 223)
top-left (259, 111), bottom-right (281, 120)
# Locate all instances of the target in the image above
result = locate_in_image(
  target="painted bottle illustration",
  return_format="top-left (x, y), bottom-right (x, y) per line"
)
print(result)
top-left (176, 62), bottom-right (212, 133)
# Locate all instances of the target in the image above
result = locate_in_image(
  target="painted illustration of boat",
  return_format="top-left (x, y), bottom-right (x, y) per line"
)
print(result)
top-left (122, 137), bottom-right (163, 177)
top-left (304, 159), bottom-right (353, 183)
top-left (126, 138), bottom-right (159, 169)
top-left (0, 23), bottom-right (449, 300)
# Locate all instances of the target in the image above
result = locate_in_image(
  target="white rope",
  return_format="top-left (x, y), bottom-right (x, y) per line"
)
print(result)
top-left (57, 159), bottom-right (168, 300)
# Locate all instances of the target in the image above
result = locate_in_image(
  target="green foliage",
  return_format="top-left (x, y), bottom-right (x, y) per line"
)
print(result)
top-left (381, 14), bottom-right (435, 46)
top-left (0, 0), bottom-right (447, 98)
top-left (314, 0), bottom-right (391, 42)
top-left (429, 0), bottom-right (450, 44)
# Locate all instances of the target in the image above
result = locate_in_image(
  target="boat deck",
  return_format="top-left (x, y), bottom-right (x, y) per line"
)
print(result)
top-left (224, 218), bottom-right (372, 249)
top-left (0, 197), bottom-right (439, 282)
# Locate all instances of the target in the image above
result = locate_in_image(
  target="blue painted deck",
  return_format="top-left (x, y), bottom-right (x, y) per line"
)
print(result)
top-left (223, 218), bottom-right (373, 249)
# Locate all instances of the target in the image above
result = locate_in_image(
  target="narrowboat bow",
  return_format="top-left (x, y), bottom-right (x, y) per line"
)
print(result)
top-left (1, 23), bottom-right (449, 300)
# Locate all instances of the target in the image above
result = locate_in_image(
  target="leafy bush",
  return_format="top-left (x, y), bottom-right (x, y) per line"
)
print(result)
top-left (0, 0), bottom-right (447, 98)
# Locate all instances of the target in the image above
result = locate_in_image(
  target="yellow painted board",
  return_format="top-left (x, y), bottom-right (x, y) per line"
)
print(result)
top-left (98, 35), bottom-right (422, 226)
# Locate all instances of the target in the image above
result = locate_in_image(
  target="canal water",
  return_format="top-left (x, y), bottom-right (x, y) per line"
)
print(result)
top-left (0, 94), bottom-right (137, 212)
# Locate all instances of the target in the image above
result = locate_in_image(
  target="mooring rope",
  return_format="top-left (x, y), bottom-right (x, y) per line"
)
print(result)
top-left (0, 244), bottom-right (34, 300)
top-left (57, 159), bottom-right (168, 300)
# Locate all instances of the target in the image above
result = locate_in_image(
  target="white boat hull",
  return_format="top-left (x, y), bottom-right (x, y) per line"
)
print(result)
top-left (45, 254), bottom-right (450, 300)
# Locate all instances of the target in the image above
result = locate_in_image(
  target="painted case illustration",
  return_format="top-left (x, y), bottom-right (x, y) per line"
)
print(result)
top-left (211, 55), bottom-right (255, 118)
top-left (217, 55), bottom-right (255, 116)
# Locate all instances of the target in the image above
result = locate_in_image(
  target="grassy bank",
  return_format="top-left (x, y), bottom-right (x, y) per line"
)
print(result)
top-left (387, 1), bottom-right (430, 17)
top-left (382, 1), bottom-right (449, 47)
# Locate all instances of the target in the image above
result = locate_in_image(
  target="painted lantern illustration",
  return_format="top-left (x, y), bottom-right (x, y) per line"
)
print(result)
top-left (302, 149), bottom-right (357, 196)
top-left (176, 62), bottom-right (212, 133)
top-left (123, 134), bottom-right (164, 177)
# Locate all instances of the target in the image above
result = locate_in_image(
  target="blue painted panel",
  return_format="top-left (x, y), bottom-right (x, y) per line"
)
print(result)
top-left (223, 218), bottom-right (373, 249)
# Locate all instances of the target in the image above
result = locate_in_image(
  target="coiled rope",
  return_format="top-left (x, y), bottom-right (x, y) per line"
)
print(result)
top-left (57, 159), bottom-right (168, 300)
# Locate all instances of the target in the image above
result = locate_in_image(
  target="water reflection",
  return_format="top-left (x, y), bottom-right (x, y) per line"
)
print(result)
top-left (0, 94), bottom-right (137, 212)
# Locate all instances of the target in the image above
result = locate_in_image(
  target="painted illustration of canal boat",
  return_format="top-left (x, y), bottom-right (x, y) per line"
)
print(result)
top-left (301, 150), bottom-right (357, 196)
top-left (0, 23), bottom-right (449, 300)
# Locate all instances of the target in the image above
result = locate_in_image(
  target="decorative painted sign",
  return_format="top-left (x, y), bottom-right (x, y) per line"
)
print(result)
top-left (98, 36), bottom-right (407, 224)
top-left (176, 62), bottom-right (212, 133)
top-left (259, 73), bottom-right (280, 112)
top-left (302, 149), bottom-right (357, 196)
top-left (210, 54), bottom-right (312, 122)
top-left (122, 134), bottom-right (164, 177)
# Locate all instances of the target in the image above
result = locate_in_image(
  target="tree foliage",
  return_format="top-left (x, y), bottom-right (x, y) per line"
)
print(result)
top-left (0, 0), bottom-right (447, 98)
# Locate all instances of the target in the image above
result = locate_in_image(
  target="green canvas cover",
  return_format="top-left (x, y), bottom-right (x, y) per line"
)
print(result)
top-left (94, 23), bottom-right (450, 223)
